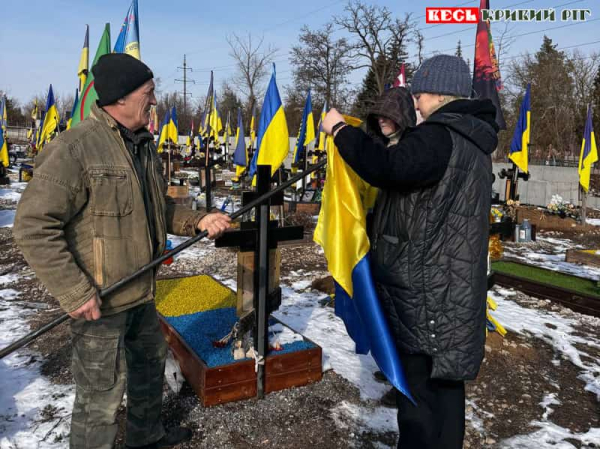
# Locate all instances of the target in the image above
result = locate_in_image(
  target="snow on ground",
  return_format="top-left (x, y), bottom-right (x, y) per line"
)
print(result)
top-left (0, 211), bottom-right (16, 229)
top-left (0, 284), bottom-right (73, 448)
top-left (1, 182), bottom-right (599, 447)
top-left (504, 235), bottom-right (600, 281)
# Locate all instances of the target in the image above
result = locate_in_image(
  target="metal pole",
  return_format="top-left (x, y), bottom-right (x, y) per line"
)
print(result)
top-left (205, 137), bottom-right (212, 210)
top-left (256, 183), bottom-right (269, 398)
top-left (0, 159), bottom-right (328, 359)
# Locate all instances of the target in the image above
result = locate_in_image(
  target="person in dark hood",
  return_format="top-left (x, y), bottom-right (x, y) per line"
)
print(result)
top-left (323, 54), bottom-right (498, 449)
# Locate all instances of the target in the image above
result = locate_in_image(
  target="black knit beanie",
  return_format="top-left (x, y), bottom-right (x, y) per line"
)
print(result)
top-left (92, 53), bottom-right (154, 107)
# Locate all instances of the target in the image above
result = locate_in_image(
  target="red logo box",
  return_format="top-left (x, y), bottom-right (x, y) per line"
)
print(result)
top-left (426, 7), bottom-right (479, 23)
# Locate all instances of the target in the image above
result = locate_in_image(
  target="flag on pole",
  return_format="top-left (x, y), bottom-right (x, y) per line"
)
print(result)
top-left (248, 103), bottom-right (257, 150)
top-left (168, 106), bottom-right (178, 144)
top-left (78, 25), bottom-right (90, 92)
top-left (31, 99), bottom-right (38, 121)
top-left (393, 63), bottom-right (406, 88)
top-left (233, 108), bottom-right (247, 178)
top-left (71, 23), bottom-right (111, 126)
top-left (473, 0), bottom-right (506, 130)
top-left (157, 109), bottom-right (170, 153)
top-left (579, 106), bottom-right (598, 192)
top-left (0, 127), bottom-right (8, 168)
top-left (67, 89), bottom-right (79, 130)
top-left (292, 90), bottom-right (316, 165)
top-left (316, 99), bottom-right (328, 151)
top-left (209, 93), bottom-right (223, 141)
top-left (38, 85), bottom-right (60, 151)
top-left (249, 64), bottom-right (289, 180)
top-left (113, 0), bottom-right (140, 59)
top-left (314, 117), bottom-right (413, 403)
top-left (509, 84), bottom-right (530, 174)
top-left (0, 96), bottom-right (7, 131)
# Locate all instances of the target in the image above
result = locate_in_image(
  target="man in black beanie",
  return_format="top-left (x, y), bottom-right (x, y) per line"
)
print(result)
top-left (321, 54), bottom-right (499, 449)
top-left (15, 53), bottom-right (231, 449)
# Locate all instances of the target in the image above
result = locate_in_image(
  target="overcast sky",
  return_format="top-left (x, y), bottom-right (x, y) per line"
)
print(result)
top-left (1, 0), bottom-right (598, 106)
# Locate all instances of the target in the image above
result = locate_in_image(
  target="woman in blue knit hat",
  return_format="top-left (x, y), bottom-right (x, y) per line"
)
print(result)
top-left (323, 54), bottom-right (499, 449)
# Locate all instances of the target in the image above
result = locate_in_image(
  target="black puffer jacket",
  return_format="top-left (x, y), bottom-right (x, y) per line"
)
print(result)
top-left (335, 99), bottom-right (498, 380)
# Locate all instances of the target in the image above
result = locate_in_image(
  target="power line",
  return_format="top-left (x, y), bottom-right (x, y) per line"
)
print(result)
top-left (175, 54), bottom-right (196, 117)
top-left (423, 17), bottom-right (600, 57)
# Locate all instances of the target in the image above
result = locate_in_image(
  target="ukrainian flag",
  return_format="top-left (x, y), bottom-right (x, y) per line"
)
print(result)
top-left (249, 103), bottom-right (257, 149)
top-left (233, 108), bottom-right (247, 178)
top-left (579, 106), bottom-right (598, 192)
top-left (509, 84), bottom-right (530, 173)
top-left (157, 109), bottom-right (170, 153)
top-left (292, 90), bottom-right (316, 166)
top-left (168, 106), bottom-right (178, 144)
top-left (38, 85), bottom-right (60, 151)
top-left (249, 65), bottom-right (289, 180)
top-left (0, 127), bottom-right (8, 168)
top-left (316, 99), bottom-right (328, 151)
top-left (209, 93), bottom-right (223, 141)
top-left (67, 89), bottom-right (79, 130)
top-left (114, 0), bottom-right (140, 59)
top-left (0, 96), bottom-right (7, 131)
top-left (78, 25), bottom-right (89, 92)
top-left (314, 118), bottom-right (413, 402)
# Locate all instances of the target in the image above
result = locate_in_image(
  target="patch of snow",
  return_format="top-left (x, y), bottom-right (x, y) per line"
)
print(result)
top-left (0, 210), bottom-right (16, 228)
top-left (0, 189), bottom-right (21, 202)
top-left (498, 421), bottom-right (600, 448)
top-left (0, 274), bottom-right (20, 287)
top-left (331, 401), bottom-right (397, 434)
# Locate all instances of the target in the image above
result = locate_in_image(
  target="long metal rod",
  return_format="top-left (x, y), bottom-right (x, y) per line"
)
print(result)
top-left (0, 159), bottom-right (327, 359)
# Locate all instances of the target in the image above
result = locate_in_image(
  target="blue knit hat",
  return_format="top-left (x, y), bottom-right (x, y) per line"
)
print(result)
top-left (411, 54), bottom-right (471, 98)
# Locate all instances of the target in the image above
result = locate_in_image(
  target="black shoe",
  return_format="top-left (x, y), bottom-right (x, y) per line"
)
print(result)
top-left (379, 388), bottom-right (397, 408)
top-left (373, 370), bottom-right (390, 384)
top-left (126, 426), bottom-right (193, 449)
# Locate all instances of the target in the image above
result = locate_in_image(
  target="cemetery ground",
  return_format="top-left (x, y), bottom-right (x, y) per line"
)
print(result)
top-left (0, 171), bottom-right (599, 448)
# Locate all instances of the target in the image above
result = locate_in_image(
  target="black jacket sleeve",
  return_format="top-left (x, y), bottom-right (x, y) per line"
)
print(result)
top-left (333, 123), bottom-right (453, 189)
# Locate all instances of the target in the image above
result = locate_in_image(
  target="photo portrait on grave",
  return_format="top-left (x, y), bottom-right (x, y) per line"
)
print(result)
top-left (322, 54), bottom-right (499, 449)
top-left (13, 53), bottom-right (231, 449)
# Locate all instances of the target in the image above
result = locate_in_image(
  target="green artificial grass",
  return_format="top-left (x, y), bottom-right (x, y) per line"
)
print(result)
top-left (492, 261), bottom-right (600, 298)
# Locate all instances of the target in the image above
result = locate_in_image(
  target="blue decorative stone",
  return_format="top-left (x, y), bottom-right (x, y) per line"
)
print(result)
top-left (164, 308), bottom-right (315, 368)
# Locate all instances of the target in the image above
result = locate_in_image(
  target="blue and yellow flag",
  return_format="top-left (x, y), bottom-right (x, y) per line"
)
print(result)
top-left (157, 109), bottom-right (170, 153)
top-left (114, 0), bottom-right (140, 59)
top-left (233, 108), bottom-right (247, 178)
top-left (509, 84), bottom-right (530, 173)
top-left (78, 25), bottom-right (89, 92)
top-left (0, 96), bottom-right (7, 131)
top-left (0, 127), bottom-right (8, 168)
top-left (31, 99), bottom-right (38, 121)
top-left (579, 106), bottom-right (598, 192)
top-left (316, 99), bottom-right (328, 151)
top-left (314, 117), bottom-right (412, 402)
top-left (249, 103), bottom-right (257, 150)
top-left (249, 65), bottom-right (289, 180)
top-left (67, 89), bottom-right (79, 130)
top-left (292, 90), bottom-right (316, 165)
top-left (168, 106), bottom-right (178, 144)
top-left (38, 85), bottom-right (60, 151)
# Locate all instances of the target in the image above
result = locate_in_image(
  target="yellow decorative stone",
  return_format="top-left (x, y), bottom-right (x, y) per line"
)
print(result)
top-left (156, 275), bottom-right (236, 317)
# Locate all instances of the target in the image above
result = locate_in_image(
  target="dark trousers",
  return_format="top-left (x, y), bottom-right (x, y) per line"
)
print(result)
top-left (396, 353), bottom-right (465, 449)
top-left (69, 302), bottom-right (168, 449)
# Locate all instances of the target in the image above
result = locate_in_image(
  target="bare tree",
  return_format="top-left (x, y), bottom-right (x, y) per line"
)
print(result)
top-left (336, 1), bottom-right (415, 95)
top-left (495, 23), bottom-right (517, 75)
top-left (289, 23), bottom-right (355, 108)
top-left (415, 30), bottom-right (424, 68)
top-left (227, 33), bottom-right (278, 113)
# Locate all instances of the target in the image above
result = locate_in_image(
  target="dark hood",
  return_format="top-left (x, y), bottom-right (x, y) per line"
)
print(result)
top-left (366, 87), bottom-right (416, 143)
top-left (427, 98), bottom-right (499, 155)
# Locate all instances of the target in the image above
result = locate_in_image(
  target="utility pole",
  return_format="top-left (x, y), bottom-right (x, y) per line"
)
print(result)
top-left (175, 54), bottom-right (195, 132)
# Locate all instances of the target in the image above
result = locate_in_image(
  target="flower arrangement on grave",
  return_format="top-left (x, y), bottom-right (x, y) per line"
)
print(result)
top-left (502, 199), bottom-right (520, 221)
top-left (546, 194), bottom-right (578, 219)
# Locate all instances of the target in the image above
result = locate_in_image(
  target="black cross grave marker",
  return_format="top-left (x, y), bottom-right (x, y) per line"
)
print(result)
top-left (214, 164), bottom-right (304, 398)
